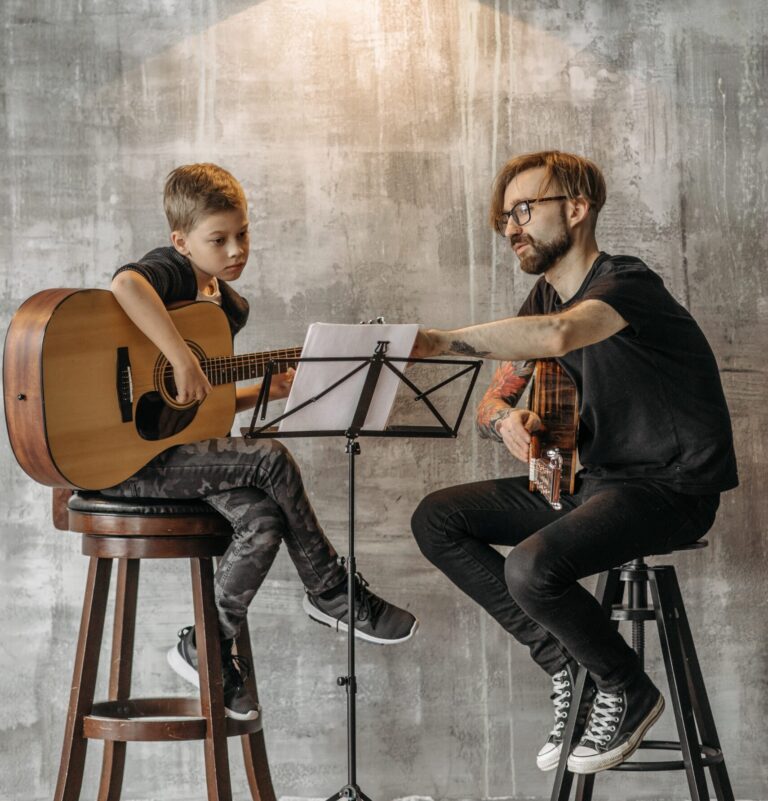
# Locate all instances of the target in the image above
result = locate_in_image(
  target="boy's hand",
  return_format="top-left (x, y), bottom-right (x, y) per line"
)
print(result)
top-left (496, 409), bottom-right (543, 462)
top-left (171, 353), bottom-right (213, 404)
top-left (269, 368), bottom-right (295, 401)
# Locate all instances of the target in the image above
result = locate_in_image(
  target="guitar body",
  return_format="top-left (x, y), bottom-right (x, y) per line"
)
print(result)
top-left (4, 289), bottom-right (236, 490)
top-left (528, 359), bottom-right (579, 508)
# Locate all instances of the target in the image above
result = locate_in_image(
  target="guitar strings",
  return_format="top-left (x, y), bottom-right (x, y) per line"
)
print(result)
top-left (129, 348), bottom-right (303, 394)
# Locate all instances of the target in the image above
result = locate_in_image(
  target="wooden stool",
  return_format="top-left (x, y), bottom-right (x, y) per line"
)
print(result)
top-left (52, 490), bottom-right (276, 801)
top-left (550, 542), bottom-right (734, 801)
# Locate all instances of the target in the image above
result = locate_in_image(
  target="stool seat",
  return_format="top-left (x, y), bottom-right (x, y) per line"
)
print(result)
top-left (69, 491), bottom-right (223, 518)
top-left (53, 490), bottom-right (275, 801)
top-left (67, 491), bottom-right (232, 544)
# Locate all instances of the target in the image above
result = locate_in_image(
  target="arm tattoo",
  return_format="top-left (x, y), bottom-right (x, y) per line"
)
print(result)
top-left (447, 339), bottom-right (492, 358)
top-left (476, 360), bottom-right (535, 441)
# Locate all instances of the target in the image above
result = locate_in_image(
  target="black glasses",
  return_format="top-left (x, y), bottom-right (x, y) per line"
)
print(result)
top-left (495, 195), bottom-right (568, 235)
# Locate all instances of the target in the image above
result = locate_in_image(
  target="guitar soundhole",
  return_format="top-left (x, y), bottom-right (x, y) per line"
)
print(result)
top-left (135, 392), bottom-right (198, 441)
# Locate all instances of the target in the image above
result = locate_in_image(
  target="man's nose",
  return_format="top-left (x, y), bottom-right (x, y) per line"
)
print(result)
top-left (505, 217), bottom-right (522, 237)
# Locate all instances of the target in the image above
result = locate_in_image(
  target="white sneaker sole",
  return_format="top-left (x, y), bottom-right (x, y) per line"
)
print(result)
top-left (302, 594), bottom-right (419, 645)
top-left (567, 693), bottom-right (665, 774)
top-left (166, 645), bottom-right (261, 722)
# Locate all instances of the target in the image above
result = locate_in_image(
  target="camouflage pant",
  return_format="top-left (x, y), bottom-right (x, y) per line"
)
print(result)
top-left (103, 437), bottom-right (346, 639)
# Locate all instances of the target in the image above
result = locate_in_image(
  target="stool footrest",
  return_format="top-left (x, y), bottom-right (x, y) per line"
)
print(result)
top-left (83, 697), bottom-right (263, 741)
top-left (608, 740), bottom-right (724, 772)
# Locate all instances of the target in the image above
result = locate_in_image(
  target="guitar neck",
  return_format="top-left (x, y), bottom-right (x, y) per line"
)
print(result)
top-left (201, 347), bottom-right (302, 387)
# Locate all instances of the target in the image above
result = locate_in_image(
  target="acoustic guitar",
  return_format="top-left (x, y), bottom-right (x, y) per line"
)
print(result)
top-left (3, 288), bottom-right (300, 490)
top-left (527, 359), bottom-right (579, 509)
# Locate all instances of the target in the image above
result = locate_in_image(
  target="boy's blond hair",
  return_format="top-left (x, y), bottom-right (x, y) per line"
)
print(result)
top-left (163, 163), bottom-right (247, 233)
top-left (489, 150), bottom-right (606, 231)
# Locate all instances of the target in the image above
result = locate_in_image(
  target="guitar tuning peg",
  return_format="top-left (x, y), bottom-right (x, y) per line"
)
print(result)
top-left (375, 316), bottom-right (385, 324)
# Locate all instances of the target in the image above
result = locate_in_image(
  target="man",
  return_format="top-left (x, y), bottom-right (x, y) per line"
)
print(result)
top-left (410, 150), bottom-right (737, 775)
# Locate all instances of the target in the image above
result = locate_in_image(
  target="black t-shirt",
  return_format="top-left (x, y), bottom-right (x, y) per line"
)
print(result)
top-left (518, 253), bottom-right (738, 494)
top-left (113, 246), bottom-right (250, 338)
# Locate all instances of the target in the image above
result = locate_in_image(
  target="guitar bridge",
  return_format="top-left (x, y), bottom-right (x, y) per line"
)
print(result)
top-left (116, 347), bottom-right (133, 423)
top-left (529, 447), bottom-right (563, 510)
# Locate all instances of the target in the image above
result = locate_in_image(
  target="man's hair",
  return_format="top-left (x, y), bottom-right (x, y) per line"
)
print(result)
top-left (489, 150), bottom-right (606, 230)
top-left (163, 163), bottom-right (247, 232)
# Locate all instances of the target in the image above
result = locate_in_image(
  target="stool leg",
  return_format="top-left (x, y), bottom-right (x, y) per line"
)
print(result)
top-left (235, 621), bottom-right (277, 801)
top-left (574, 774), bottom-right (594, 801)
top-left (661, 570), bottom-right (735, 801)
top-left (549, 568), bottom-right (623, 801)
top-left (649, 567), bottom-right (710, 801)
top-left (191, 557), bottom-right (232, 801)
top-left (97, 559), bottom-right (140, 801)
top-left (55, 557), bottom-right (113, 801)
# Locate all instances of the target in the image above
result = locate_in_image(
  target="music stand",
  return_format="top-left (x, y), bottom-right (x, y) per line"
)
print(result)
top-left (242, 342), bottom-right (481, 801)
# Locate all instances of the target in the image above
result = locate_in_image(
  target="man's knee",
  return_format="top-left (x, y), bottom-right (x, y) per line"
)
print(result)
top-left (504, 539), bottom-right (561, 606)
top-left (411, 490), bottom-right (458, 561)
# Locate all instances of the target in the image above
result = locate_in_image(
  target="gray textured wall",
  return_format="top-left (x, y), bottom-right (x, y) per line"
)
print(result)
top-left (1, 1), bottom-right (766, 799)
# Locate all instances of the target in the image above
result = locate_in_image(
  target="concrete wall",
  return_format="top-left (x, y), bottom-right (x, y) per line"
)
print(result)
top-left (1, 1), bottom-right (766, 799)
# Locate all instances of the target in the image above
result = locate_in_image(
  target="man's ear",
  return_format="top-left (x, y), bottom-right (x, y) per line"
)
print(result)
top-left (171, 230), bottom-right (189, 255)
top-left (567, 196), bottom-right (592, 227)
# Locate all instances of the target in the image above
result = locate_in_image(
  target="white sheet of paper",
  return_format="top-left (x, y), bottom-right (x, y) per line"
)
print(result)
top-left (278, 323), bottom-right (419, 432)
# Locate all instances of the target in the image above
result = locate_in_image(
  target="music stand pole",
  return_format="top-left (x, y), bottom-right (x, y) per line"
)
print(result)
top-left (329, 341), bottom-right (388, 801)
top-left (244, 341), bottom-right (481, 800)
top-left (331, 433), bottom-right (368, 801)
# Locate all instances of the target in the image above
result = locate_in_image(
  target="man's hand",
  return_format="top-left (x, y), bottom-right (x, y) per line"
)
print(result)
top-left (496, 409), bottom-right (543, 462)
top-left (171, 351), bottom-right (213, 404)
top-left (410, 328), bottom-right (441, 359)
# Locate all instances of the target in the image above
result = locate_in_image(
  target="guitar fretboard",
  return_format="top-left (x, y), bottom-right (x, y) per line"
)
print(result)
top-left (202, 348), bottom-right (303, 386)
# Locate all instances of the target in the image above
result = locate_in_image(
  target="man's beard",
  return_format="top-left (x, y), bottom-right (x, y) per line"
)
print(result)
top-left (511, 216), bottom-right (573, 276)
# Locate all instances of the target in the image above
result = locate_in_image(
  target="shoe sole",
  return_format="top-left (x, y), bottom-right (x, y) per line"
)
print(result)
top-left (302, 595), bottom-right (419, 645)
top-left (567, 693), bottom-right (665, 774)
top-left (166, 646), bottom-right (261, 723)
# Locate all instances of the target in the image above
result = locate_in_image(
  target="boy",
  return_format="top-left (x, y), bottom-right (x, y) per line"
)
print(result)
top-left (104, 163), bottom-right (418, 721)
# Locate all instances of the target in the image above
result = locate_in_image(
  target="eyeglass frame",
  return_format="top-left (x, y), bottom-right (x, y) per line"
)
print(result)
top-left (495, 195), bottom-right (569, 235)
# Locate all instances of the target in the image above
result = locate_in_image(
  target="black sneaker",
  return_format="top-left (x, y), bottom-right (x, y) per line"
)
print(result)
top-left (167, 625), bottom-right (261, 721)
top-left (567, 675), bottom-right (665, 774)
top-left (303, 573), bottom-right (418, 645)
top-left (537, 662), bottom-right (596, 771)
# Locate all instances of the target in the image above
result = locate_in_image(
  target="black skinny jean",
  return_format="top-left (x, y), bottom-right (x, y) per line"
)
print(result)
top-left (411, 475), bottom-right (719, 692)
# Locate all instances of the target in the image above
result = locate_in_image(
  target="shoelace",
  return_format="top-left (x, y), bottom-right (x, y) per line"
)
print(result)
top-left (178, 626), bottom-right (253, 687)
top-left (223, 653), bottom-right (253, 688)
top-left (353, 572), bottom-right (385, 629)
top-left (548, 668), bottom-right (572, 738)
top-left (581, 690), bottom-right (623, 746)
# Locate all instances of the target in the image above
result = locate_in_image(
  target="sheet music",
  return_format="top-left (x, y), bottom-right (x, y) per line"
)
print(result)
top-left (278, 323), bottom-right (419, 432)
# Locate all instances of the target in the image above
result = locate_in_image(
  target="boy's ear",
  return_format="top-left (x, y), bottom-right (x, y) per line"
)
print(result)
top-left (171, 230), bottom-right (189, 255)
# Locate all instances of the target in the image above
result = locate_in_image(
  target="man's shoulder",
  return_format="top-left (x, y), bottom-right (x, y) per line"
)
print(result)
top-left (593, 252), bottom-right (653, 275)
top-left (591, 252), bottom-right (669, 284)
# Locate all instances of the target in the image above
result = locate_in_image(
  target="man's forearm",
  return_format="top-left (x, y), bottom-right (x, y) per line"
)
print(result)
top-left (417, 300), bottom-right (628, 362)
top-left (476, 360), bottom-right (534, 440)
top-left (427, 315), bottom-right (567, 362)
